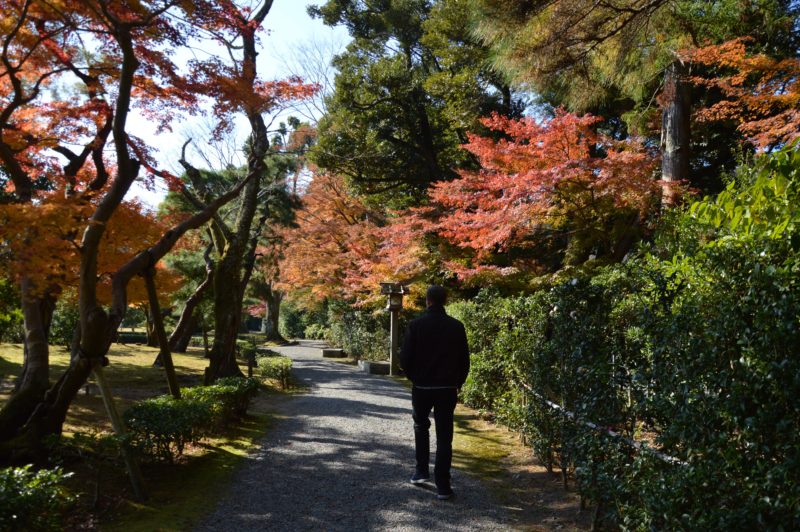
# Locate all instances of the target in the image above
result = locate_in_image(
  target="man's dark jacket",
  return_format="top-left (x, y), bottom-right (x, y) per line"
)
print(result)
top-left (399, 305), bottom-right (470, 388)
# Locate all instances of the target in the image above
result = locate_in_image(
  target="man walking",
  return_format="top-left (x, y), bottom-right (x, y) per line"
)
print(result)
top-left (400, 285), bottom-right (470, 500)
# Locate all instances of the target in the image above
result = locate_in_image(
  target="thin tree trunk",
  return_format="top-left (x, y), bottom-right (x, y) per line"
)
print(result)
top-left (204, 3), bottom-right (273, 383)
top-left (142, 304), bottom-right (158, 347)
top-left (262, 286), bottom-right (283, 342)
top-left (0, 279), bottom-right (53, 440)
top-left (660, 59), bottom-right (691, 206)
top-left (171, 314), bottom-right (196, 353)
top-left (165, 245), bottom-right (213, 356)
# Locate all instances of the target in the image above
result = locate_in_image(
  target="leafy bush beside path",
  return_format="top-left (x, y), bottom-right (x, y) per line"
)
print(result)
top-left (452, 145), bottom-right (800, 529)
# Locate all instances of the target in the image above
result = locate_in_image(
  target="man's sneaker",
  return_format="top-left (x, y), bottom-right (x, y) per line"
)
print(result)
top-left (436, 486), bottom-right (454, 500)
top-left (410, 471), bottom-right (430, 484)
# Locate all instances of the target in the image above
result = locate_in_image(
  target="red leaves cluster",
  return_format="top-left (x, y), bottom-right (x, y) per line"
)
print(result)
top-left (385, 111), bottom-right (658, 283)
top-left (686, 38), bottom-right (800, 149)
top-left (281, 111), bottom-right (660, 304)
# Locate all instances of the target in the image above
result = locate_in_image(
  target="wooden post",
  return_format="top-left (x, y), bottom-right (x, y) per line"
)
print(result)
top-left (389, 308), bottom-right (400, 376)
top-left (92, 363), bottom-right (147, 501)
top-left (143, 269), bottom-right (181, 399)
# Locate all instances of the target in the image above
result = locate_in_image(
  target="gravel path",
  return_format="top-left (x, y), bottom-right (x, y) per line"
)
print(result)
top-left (197, 340), bottom-right (510, 531)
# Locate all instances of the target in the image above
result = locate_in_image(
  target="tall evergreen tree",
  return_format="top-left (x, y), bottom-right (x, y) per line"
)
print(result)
top-left (309, 0), bottom-right (522, 207)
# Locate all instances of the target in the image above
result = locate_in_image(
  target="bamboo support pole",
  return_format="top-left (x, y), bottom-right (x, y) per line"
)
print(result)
top-left (143, 269), bottom-right (181, 399)
top-left (92, 363), bottom-right (147, 501)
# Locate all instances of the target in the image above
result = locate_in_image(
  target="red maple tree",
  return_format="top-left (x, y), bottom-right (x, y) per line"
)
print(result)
top-left (687, 38), bottom-right (800, 150)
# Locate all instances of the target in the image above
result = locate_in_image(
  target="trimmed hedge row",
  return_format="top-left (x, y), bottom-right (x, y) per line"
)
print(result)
top-left (452, 146), bottom-right (800, 529)
top-left (123, 377), bottom-right (260, 463)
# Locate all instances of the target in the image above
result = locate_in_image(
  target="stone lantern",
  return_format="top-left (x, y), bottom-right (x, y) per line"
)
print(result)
top-left (380, 282), bottom-right (407, 375)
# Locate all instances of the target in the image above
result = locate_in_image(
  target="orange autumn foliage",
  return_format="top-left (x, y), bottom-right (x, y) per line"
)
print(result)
top-left (278, 172), bottom-right (383, 305)
top-left (687, 38), bottom-right (800, 149)
top-left (0, 193), bottom-right (182, 304)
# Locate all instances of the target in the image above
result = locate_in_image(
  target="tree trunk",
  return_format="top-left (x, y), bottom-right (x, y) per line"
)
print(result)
top-left (0, 308), bottom-right (106, 463)
top-left (261, 287), bottom-right (283, 342)
top-left (144, 270), bottom-right (180, 398)
top-left (206, 257), bottom-right (245, 383)
top-left (204, 5), bottom-right (273, 383)
top-left (660, 59), bottom-right (691, 206)
top-left (167, 244), bottom-right (213, 355)
top-left (142, 304), bottom-right (158, 347)
top-left (0, 279), bottom-right (53, 441)
top-left (171, 314), bottom-right (196, 353)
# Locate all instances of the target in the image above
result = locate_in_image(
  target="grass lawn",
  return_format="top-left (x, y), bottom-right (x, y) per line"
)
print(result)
top-left (0, 342), bottom-right (289, 530)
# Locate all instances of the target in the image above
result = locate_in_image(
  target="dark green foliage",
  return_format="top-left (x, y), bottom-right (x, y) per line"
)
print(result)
top-left (115, 332), bottom-right (148, 344)
top-left (326, 302), bottom-right (391, 361)
top-left (0, 465), bottom-right (75, 532)
top-left (454, 146), bottom-right (800, 528)
top-left (279, 300), bottom-right (327, 339)
top-left (235, 339), bottom-right (257, 361)
top-left (278, 302), bottom-right (307, 339)
top-left (124, 377), bottom-right (259, 462)
top-left (0, 278), bottom-right (23, 343)
top-left (309, 0), bottom-right (520, 207)
top-left (49, 297), bottom-right (79, 350)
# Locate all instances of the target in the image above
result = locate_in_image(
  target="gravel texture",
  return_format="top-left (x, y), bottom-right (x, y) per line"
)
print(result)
top-left (196, 340), bottom-right (510, 531)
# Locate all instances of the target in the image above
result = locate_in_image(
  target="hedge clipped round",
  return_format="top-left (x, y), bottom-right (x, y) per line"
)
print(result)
top-left (0, 465), bottom-right (75, 531)
top-left (183, 377), bottom-right (260, 424)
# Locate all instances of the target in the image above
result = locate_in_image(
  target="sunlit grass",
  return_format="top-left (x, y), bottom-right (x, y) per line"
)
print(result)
top-left (0, 342), bottom-right (282, 530)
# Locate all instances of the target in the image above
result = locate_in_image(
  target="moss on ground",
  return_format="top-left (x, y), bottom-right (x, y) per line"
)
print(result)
top-left (102, 408), bottom-right (274, 532)
top-left (0, 342), bottom-right (289, 530)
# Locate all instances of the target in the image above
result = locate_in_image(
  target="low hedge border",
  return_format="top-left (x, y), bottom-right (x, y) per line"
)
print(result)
top-left (123, 377), bottom-right (260, 463)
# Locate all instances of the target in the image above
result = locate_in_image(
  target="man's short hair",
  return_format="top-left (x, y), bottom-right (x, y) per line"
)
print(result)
top-left (426, 285), bottom-right (447, 306)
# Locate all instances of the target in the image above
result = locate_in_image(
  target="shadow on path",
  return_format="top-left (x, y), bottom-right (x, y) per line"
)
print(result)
top-left (197, 341), bottom-right (508, 531)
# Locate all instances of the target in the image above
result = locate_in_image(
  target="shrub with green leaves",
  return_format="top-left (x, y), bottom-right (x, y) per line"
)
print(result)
top-left (183, 377), bottom-right (260, 424)
top-left (326, 302), bottom-right (391, 361)
top-left (50, 295), bottom-right (80, 349)
top-left (123, 396), bottom-right (212, 462)
top-left (124, 377), bottom-right (260, 462)
top-left (454, 145), bottom-right (800, 529)
top-left (235, 339), bottom-right (257, 360)
top-left (0, 465), bottom-right (75, 532)
top-left (303, 323), bottom-right (329, 340)
top-left (257, 354), bottom-right (292, 388)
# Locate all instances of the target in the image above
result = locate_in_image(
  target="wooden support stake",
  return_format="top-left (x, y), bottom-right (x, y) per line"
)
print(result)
top-left (92, 363), bottom-right (147, 501)
top-left (144, 269), bottom-right (181, 399)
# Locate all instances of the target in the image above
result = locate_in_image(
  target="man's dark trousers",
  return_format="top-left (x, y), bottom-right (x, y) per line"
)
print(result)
top-left (412, 386), bottom-right (458, 488)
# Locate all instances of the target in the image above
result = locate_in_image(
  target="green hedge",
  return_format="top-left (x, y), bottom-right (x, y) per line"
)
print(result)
top-left (116, 332), bottom-right (148, 344)
top-left (257, 354), bottom-right (292, 389)
top-left (326, 302), bottom-right (391, 361)
top-left (303, 323), bottom-right (329, 340)
top-left (123, 396), bottom-right (212, 463)
top-left (453, 145), bottom-right (800, 529)
top-left (124, 377), bottom-right (260, 462)
top-left (0, 466), bottom-right (75, 531)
